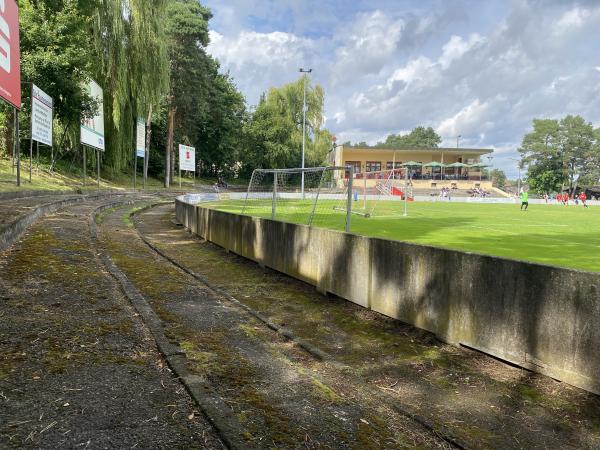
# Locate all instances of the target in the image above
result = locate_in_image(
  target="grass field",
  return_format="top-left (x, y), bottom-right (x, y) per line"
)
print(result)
top-left (209, 199), bottom-right (600, 273)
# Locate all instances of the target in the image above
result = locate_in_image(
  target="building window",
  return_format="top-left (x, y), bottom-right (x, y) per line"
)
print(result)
top-left (366, 161), bottom-right (381, 172)
top-left (386, 161), bottom-right (402, 170)
top-left (344, 161), bottom-right (361, 179)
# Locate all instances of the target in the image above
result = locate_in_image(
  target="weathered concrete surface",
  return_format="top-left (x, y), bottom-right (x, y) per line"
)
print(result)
top-left (176, 198), bottom-right (600, 395)
top-left (0, 197), bottom-right (224, 449)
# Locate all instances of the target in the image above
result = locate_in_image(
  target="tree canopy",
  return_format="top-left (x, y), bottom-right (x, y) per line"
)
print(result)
top-left (241, 76), bottom-right (332, 176)
top-left (519, 116), bottom-right (600, 194)
top-left (376, 126), bottom-right (442, 148)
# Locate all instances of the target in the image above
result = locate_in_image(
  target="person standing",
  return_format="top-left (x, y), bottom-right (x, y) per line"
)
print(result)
top-left (520, 190), bottom-right (529, 210)
top-left (579, 191), bottom-right (588, 208)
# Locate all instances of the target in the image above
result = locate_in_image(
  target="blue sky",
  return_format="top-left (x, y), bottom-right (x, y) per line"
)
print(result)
top-left (205, 0), bottom-right (600, 177)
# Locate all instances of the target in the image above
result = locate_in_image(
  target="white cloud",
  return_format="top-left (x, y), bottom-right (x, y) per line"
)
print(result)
top-left (436, 99), bottom-right (492, 139)
top-left (331, 11), bottom-right (405, 81)
top-left (438, 34), bottom-right (483, 69)
top-left (555, 7), bottom-right (590, 32)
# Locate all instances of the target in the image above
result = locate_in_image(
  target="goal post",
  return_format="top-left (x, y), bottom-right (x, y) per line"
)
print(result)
top-left (346, 167), bottom-right (413, 218)
top-left (241, 166), bottom-right (353, 231)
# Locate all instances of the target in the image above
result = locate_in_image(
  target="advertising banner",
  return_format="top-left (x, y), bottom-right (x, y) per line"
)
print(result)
top-left (135, 118), bottom-right (145, 157)
top-left (0, 0), bottom-right (20, 109)
top-left (31, 84), bottom-right (52, 146)
top-left (178, 144), bottom-right (195, 172)
top-left (80, 80), bottom-right (105, 151)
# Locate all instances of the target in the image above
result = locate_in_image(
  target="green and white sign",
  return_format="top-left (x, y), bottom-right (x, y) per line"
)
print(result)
top-left (135, 118), bottom-right (145, 157)
top-left (80, 80), bottom-right (105, 151)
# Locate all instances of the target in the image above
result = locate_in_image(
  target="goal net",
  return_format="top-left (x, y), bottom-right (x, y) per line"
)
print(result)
top-left (241, 166), bottom-right (353, 230)
top-left (348, 168), bottom-right (412, 217)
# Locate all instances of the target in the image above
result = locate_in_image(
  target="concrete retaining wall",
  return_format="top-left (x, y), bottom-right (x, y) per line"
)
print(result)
top-left (176, 197), bottom-right (600, 395)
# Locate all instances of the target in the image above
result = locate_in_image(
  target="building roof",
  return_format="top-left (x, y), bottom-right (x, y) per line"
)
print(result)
top-left (341, 145), bottom-right (493, 154)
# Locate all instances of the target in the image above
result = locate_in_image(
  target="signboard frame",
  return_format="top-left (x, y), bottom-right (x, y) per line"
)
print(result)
top-left (31, 84), bottom-right (53, 146)
top-left (80, 79), bottom-right (105, 151)
top-left (178, 144), bottom-right (196, 188)
top-left (133, 118), bottom-right (145, 189)
top-left (0, 0), bottom-right (21, 110)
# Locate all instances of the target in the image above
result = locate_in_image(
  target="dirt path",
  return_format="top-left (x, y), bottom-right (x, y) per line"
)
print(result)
top-left (97, 203), bottom-right (454, 448)
top-left (130, 203), bottom-right (600, 449)
top-left (0, 197), bottom-right (224, 449)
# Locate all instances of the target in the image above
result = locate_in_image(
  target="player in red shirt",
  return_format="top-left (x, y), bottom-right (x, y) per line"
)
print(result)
top-left (579, 192), bottom-right (588, 208)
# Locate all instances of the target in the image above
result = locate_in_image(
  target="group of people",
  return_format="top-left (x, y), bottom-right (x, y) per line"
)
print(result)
top-left (541, 192), bottom-right (588, 207)
top-left (438, 186), bottom-right (452, 200)
top-left (470, 187), bottom-right (489, 198)
top-left (520, 191), bottom-right (589, 210)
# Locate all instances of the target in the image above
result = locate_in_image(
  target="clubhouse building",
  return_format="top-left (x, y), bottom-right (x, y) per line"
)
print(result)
top-left (329, 144), bottom-right (494, 190)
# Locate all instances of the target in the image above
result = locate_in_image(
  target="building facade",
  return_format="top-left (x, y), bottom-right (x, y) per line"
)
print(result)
top-left (329, 145), bottom-right (494, 190)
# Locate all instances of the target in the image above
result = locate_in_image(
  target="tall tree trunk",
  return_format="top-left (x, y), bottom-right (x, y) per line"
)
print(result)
top-left (144, 104), bottom-right (153, 185)
top-left (165, 105), bottom-right (175, 188)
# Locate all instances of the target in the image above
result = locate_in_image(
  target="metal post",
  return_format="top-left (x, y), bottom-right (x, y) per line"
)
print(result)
top-left (143, 151), bottom-right (146, 190)
top-left (15, 108), bottom-right (20, 187)
top-left (346, 166), bottom-right (353, 233)
top-left (29, 137), bottom-right (33, 182)
top-left (272, 172), bottom-right (277, 220)
top-left (134, 150), bottom-right (137, 190)
top-left (403, 167), bottom-right (408, 217)
top-left (83, 145), bottom-right (86, 187)
top-left (97, 149), bottom-right (100, 190)
top-left (36, 141), bottom-right (39, 175)
top-left (308, 168), bottom-right (326, 226)
top-left (301, 77), bottom-right (306, 198)
top-left (363, 174), bottom-right (367, 210)
top-left (299, 68), bottom-right (312, 198)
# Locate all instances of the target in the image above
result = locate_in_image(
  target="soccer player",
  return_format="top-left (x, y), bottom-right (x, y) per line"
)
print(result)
top-left (579, 191), bottom-right (588, 208)
top-left (520, 190), bottom-right (529, 210)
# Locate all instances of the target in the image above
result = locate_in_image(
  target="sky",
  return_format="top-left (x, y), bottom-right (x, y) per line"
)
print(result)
top-left (204, 0), bottom-right (600, 178)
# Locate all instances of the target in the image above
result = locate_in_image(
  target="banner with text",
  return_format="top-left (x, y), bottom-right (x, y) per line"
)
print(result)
top-left (80, 80), bottom-right (105, 151)
top-left (0, 0), bottom-right (21, 109)
top-left (31, 84), bottom-right (53, 146)
top-left (178, 144), bottom-right (195, 172)
top-left (135, 118), bottom-right (145, 157)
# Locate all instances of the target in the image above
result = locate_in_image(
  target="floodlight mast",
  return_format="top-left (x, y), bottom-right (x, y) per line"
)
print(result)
top-left (299, 68), bottom-right (312, 199)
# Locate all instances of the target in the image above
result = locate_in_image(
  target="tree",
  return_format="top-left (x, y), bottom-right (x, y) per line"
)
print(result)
top-left (93, 0), bottom-right (169, 172)
top-left (10, 0), bottom-right (96, 160)
top-left (519, 116), bottom-right (599, 195)
top-left (163, 0), bottom-right (211, 187)
top-left (242, 76), bottom-right (330, 173)
top-left (489, 169), bottom-right (507, 189)
top-left (377, 126), bottom-right (441, 148)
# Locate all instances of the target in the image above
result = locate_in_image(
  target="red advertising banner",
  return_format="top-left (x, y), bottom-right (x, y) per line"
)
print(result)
top-left (0, 0), bottom-right (20, 109)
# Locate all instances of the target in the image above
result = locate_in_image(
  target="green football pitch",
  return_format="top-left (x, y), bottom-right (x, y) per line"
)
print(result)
top-left (207, 199), bottom-right (600, 273)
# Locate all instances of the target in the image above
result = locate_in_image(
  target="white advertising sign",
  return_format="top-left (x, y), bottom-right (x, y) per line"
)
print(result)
top-left (80, 80), bottom-right (105, 151)
top-left (178, 144), bottom-right (195, 172)
top-left (135, 118), bottom-right (145, 157)
top-left (31, 84), bottom-right (53, 146)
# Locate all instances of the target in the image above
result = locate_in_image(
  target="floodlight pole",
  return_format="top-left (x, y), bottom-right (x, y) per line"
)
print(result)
top-left (299, 68), bottom-right (312, 199)
top-left (509, 157), bottom-right (521, 194)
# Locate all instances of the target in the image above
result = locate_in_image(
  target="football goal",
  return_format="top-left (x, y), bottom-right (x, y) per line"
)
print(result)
top-left (241, 166), bottom-right (355, 231)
